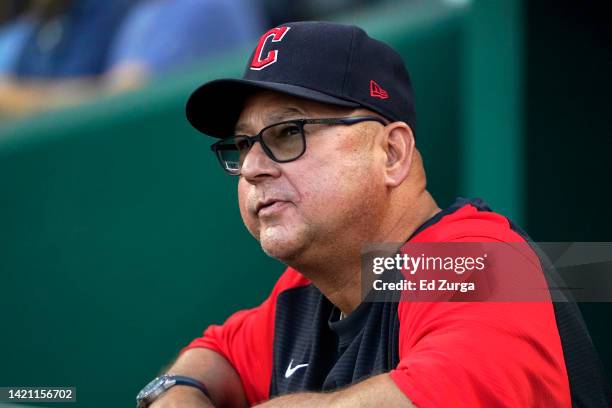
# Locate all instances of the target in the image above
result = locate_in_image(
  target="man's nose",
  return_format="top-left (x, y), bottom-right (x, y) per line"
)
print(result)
top-left (240, 141), bottom-right (281, 181)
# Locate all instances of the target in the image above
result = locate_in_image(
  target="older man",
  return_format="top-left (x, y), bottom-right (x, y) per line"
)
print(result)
top-left (136, 22), bottom-right (609, 408)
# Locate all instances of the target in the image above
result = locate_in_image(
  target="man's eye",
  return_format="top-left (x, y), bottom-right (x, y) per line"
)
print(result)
top-left (234, 138), bottom-right (250, 151)
top-left (279, 125), bottom-right (300, 137)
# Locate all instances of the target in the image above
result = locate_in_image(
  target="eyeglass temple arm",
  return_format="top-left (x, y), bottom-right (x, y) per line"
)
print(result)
top-left (304, 116), bottom-right (388, 126)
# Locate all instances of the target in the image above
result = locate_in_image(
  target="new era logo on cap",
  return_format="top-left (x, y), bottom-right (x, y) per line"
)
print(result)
top-left (370, 80), bottom-right (389, 99)
top-left (186, 21), bottom-right (416, 139)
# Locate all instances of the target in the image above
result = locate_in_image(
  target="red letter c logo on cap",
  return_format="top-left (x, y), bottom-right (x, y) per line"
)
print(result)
top-left (250, 26), bottom-right (290, 70)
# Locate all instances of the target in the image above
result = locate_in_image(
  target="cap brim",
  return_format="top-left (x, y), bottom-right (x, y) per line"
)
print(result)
top-left (186, 78), bottom-right (361, 138)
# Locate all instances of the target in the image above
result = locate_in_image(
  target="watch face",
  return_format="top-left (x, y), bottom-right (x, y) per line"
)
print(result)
top-left (137, 376), bottom-right (166, 400)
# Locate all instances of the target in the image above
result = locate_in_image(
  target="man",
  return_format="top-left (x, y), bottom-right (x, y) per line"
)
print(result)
top-left (137, 22), bottom-right (609, 407)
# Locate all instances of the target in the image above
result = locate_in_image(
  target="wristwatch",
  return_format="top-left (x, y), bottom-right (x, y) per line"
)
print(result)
top-left (136, 374), bottom-right (210, 408)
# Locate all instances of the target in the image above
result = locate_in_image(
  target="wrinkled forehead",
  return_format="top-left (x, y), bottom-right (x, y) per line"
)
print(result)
top-left (235, 90), bottom-right (356, 134)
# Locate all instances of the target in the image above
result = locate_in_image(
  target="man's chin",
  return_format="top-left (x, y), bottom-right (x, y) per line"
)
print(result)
top-left (259, 233), bottom-right (306, 263)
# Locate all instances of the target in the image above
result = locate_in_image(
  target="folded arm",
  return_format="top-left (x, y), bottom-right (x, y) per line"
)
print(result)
top-left (150, 348), bottom-right (248, 408)
top-left (254, 374), bottom-right (414, 408)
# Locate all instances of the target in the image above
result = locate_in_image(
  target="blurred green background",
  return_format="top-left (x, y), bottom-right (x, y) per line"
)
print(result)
top-left (1, 0), bottom-right (610, 406)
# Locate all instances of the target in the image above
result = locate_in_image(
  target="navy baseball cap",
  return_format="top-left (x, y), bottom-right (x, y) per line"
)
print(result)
top-left (186, 21), bottom-right (416, 138)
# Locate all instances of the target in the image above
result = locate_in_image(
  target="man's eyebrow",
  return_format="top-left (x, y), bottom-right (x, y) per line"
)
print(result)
top-left (266, 107), bottom-right (307, 124)
top-left (234, 107), bottom-right (307, 135)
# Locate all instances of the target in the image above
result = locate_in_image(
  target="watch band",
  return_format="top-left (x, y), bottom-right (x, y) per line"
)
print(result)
top-left (172, 375), bottom-right (210, 399)
top-left (136, 374), bottom-right (211, 408)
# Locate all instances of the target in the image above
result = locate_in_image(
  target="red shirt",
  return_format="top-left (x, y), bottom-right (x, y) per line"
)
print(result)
top-left (183, 198), bottom-right (599, 406)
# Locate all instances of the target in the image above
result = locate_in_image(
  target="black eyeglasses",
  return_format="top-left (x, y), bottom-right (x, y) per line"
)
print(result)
top-left (211, 116), bottom-right (388, 175)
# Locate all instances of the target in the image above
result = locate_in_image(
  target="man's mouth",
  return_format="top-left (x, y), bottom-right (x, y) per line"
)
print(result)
top-left (256, 200), bottom-right (289, 216)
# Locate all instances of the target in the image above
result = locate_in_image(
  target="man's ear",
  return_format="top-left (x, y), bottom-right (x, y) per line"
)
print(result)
top-left (381, 122), bottom-right (415, 187)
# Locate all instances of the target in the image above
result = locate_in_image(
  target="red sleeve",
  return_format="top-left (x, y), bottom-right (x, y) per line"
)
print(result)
top-left (182, 268), bottom-right (309, 406)
top-left (389, 301), bottom-right (571, 407)
top-left (389, 209), bottom-right (572, 406)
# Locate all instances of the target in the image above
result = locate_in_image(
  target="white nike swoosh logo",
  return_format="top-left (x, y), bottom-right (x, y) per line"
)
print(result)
top-left (284, 359), bottom-right (309, 378)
